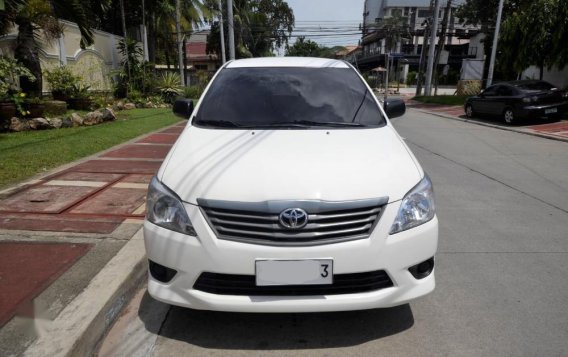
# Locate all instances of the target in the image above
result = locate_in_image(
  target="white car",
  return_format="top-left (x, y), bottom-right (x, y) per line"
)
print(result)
top-left (144, 57), bottom-right (438, 312)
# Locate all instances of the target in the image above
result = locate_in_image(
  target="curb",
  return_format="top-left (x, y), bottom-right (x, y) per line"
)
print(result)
top-left (23, 228), bottom-right (147, 357)
top-left (411, 108), bottom-right (568, 144)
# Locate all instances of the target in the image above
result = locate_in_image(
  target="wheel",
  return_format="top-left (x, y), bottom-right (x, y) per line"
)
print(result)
top-left (465, 104), bottom-right (475, 118)
top-left (503, 108), bottom-right (515, 124)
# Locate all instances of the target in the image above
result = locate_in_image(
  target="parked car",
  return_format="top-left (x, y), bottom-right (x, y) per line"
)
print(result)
top-left (144, 57), bottom-right (438, 313)
top-left (464, 80), bottom-right (568, 124)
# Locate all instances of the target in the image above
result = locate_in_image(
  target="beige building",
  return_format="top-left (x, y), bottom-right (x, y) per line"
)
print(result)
top-left (0, 20), bottom-right (126, 93)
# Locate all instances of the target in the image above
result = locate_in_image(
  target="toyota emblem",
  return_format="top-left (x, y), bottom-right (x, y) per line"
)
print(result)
top-left (279, 208), bottom-right (309, 229)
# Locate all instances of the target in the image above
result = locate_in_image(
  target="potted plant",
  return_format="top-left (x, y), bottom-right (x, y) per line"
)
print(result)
top-left (44, 66), bottom-right (80, 101)
top-left (67, 83), bottom-right (92, 110)
top-left (0, 56), bottom-right (36, 127)
top-left (24, 96), bottom-right (46, 117)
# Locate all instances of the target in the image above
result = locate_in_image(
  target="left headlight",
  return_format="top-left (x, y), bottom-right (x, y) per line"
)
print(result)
top-left (146, 176), bottom-right (196, 235)
top-left (390, 175), bottom-right (436, 234)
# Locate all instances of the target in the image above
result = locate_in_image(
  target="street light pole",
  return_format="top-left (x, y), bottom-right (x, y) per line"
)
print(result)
top-left (424, 0), bottom-right (441, 96)
top-left (227, 0), bottom-right (235, 60)
top-left (487, 0), bottom-right (504, 87)
top-left (175, 0), bottom-right (185, 86)
top-left (218, 0), bottom-right (226, 64)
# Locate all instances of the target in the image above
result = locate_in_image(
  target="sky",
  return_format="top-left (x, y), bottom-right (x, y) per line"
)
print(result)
top-left (285, 0), bottom-right (364, 47)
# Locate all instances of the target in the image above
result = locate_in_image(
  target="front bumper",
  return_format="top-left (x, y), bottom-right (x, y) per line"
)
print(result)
top-left (143, 201), bottom-right (438, 312)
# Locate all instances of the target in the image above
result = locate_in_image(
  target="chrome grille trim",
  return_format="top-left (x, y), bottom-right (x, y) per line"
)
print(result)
top-left (198, 198), bottom-right (388, 246)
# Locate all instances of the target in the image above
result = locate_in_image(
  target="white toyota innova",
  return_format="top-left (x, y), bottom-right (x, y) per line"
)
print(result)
top-left (144, 57), bottom-right (438, 312)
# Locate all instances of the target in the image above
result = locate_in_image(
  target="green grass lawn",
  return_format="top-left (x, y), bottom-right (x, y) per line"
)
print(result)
top-left (0, 108), bottom-right (181, 188)
top-left (412, 95), bottom-right (469, 106)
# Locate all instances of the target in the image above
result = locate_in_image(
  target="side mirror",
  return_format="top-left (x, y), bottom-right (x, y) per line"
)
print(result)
top-left (173, 99), bottom-right (194, 119)
top-left (384, 98), bottom-right (406, 119)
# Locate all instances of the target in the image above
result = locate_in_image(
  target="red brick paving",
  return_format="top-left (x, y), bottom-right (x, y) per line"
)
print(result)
top-left (54, 172), bottom-right (124, 182)
top-left (73, 159), bottom-right (162, 174)
top-left (0, 242), bottom-right (92, 327)
top-left (0, 122), bottom-right (184, 329)
top-left (0, 186), bottom-right (100, 214)
top-left (71, 188), bottom-right (147, 216)
top-left (102, 144), bottom-right (172, 160)
top-left (137, 133), bottom-right (179, 145)
top-left (121, 174), bottom-right (153, 184)
top-left (160, 126), bottom-right (185, 134)
top-left (526, 121), bottom-right (568, 133)
top-left (0, 214), bottom-right (124, 233)
top-left (0, 124), bottom-right (182, 234)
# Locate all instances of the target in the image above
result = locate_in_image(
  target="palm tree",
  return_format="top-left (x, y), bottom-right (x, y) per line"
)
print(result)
top-left (379, 15), bottom-right (410, 53)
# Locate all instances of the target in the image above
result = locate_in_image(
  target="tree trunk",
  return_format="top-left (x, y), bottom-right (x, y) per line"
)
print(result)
top-left (14, 21), bottom-right (42, 97)
top-left (539, 61), bottom-right (544, 80)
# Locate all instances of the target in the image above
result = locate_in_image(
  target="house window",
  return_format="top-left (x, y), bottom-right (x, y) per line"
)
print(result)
top-left (418, 9), bottom-right (432, 18)
top-left (391, 9), bottom-right (402, 17)
top-left (195, 64), bottom-right (208, 71)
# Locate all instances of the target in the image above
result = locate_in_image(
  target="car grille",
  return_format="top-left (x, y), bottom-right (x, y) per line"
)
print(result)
top-left (198, 198), bottom-right (388, 246)
top-left (193, 270), bottom-right (394, 296)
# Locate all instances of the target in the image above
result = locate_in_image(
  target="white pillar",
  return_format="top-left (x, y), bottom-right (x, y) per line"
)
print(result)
top-left (58, 35), bottom-right (67, 66)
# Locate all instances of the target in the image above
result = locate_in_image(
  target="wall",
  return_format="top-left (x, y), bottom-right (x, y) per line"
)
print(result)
top-left (521, 66), bottom-right (568, 89)
top-left (0, 20), bottom-right (126, 93)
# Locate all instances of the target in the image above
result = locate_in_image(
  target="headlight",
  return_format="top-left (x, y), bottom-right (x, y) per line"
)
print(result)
top-left (146, 176), bottom-right (196, 235)
top-left (390, 175), bottom-right (436, 234)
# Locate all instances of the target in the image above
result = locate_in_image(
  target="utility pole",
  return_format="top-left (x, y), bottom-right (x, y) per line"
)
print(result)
top-left (416, 0), bottom-right (434, 96)
top-left (433, 0), bottom-right (452, 95)
top-left (487, 0), bottom-right (504, 87)
top-left (176, 0), bottom-right (185, 86)
top-left (218, 0), bottom-right (226, 64)
top-left (227, 0), bottom-right (235, 60)
top-left (424, 0), bottom-right (441, 96)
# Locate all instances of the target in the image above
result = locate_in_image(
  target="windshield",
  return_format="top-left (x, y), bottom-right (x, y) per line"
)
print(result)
top-left (194, 67), bottom-right (385, 129)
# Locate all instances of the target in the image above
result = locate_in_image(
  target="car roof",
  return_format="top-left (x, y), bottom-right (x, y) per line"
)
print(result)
top-left (226, 57), bottom-right (350, 69)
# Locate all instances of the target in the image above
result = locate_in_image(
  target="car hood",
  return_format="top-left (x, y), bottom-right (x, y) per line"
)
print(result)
top-left (159, 126), bottom-right (422, 205)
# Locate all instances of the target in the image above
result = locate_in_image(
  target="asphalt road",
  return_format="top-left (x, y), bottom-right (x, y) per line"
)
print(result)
top-left (98, 109), bottom-right (568, 357)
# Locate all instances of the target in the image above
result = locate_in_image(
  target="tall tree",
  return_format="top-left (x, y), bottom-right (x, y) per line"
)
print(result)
top-left (500, 0), bottom-right (568, 79)
top-left (285, 36), bottom-right (346, 58)
top-left (379, 14), bottom-right (409, 53)
top-left (207, 0), bottom-right (294, 58)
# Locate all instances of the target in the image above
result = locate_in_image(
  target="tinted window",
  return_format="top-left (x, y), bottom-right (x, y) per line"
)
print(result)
top-left (513, 81), bottom-right (554, 91)
top-left (482, 86), bottom-right (498, 96)
top-left (195, 67), bottom-right (384, 129)
top-left (497, 86), bottom-right (514, 96)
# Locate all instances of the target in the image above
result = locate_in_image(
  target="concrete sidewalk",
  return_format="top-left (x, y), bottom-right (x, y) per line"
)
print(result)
top-left (0, 121), bottom-right (185, 356)
top-left (405, 100), bottom-right (568, 143)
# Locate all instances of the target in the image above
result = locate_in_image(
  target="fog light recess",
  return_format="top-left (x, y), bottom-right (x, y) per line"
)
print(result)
top-left (149, 260), bottom-right (177, 283)
top-left (408, 257), bottom-right (434, 279)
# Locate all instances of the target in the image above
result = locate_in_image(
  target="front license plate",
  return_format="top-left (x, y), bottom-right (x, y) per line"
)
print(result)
top-left (255, 259), bottom-right (333, 286)
top-left (545, 108), bottom-right (558, 114)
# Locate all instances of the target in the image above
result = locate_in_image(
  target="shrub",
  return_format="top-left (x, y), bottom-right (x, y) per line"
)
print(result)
top-left (406, 71), bottom-right (417, 85)
top-left (0, 56), bottom-right (36, 100)
top-left (157, 72), bottom-right (183, 103)
top-left (183, 86), bottom-right (204, 99)
top-left (44, 66), bottom-right (81, 97)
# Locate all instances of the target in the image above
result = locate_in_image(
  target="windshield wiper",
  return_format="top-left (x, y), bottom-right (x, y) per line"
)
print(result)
top-left (193, 119), bottom-right (244, 128)
top-left (286, 120), bottom-right (367, 127)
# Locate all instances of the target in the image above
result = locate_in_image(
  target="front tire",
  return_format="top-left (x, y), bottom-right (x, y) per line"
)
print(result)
top-left (503, 108), bottom-right (516, 125)
top-left (465, 104), bottom-right (475, 118)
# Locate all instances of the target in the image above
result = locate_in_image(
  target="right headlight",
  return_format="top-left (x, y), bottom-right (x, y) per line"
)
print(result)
top-left (390, 175), bottom-right (436, 234)
top-left (146, 176), bottom-right (196, 236)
